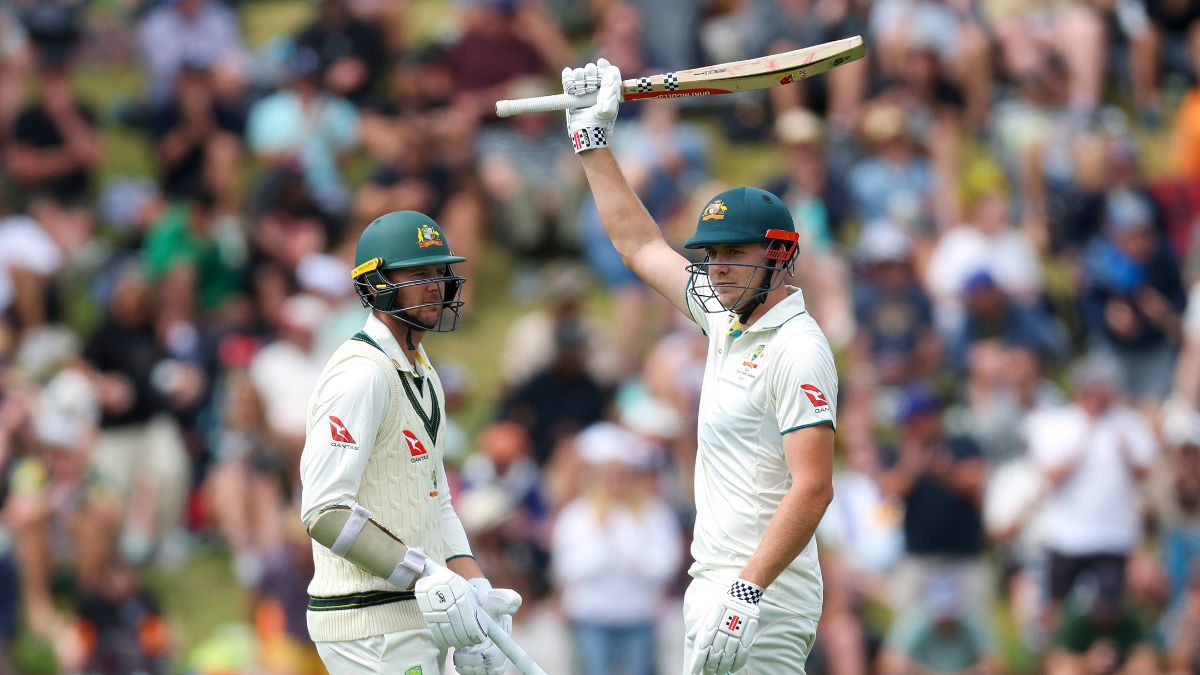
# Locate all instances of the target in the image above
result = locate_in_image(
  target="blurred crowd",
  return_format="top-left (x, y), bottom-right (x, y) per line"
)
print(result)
top-left (2, 0), bottom-right (1200, 673)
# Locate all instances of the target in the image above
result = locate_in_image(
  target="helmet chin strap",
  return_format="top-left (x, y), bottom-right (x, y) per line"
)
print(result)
top-left (728, 264), bottom-right (779, 338)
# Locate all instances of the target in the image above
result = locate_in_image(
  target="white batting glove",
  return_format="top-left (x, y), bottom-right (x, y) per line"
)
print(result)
top-left (690, 579), bottom-right (763, 674)
top-left (451, 579), bottom-right (522, 675)
top-left (415, 564), bottom-right (489, 649)
top-left (561, 58), bottom-right (622, 153)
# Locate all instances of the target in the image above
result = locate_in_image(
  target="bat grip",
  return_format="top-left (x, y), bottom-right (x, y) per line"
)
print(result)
top-left (483, 612), bottom-right (548, 675)
top-left (496, 91), bottom-right (598, 117)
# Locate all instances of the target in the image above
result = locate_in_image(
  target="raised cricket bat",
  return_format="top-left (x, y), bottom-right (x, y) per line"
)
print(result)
top-left (495, 35), bottom-right (865, 118)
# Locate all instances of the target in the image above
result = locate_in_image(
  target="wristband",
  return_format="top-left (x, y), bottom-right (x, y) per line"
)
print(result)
top-left (729, 579), bottom-right (764, 605)
top-left (387, 546), bottom-right (429, 590)
top-left (570, 126), bottom-right (610, 153)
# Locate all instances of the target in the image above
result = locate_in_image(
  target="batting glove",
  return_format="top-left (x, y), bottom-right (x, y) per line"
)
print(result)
top-left (452, 579), bottom-right (522, 675)
top-left (561, 58), bottom-right (622, 153)
top-left (691, 579), bottom-right (763, 674)
top-left (415, 564), bottom-right (489, 649)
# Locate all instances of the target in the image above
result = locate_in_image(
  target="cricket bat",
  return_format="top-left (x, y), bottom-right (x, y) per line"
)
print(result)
top-left (482, 613), bottom-right (548, 675)
top-left (495, 35), bottom-right (865, 118)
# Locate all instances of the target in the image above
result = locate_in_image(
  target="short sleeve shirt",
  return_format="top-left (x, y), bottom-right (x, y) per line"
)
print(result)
top-left (684, 276), bottom-right (837, 618)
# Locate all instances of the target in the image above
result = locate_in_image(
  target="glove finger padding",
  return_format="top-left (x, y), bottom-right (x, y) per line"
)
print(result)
top-left (694, 594), bottom-right (760, 674)
top-left (563, 58), bottom-right (622, 153)
top-left (415, 570), bottom-right (488, 648)
top-left (453, 639), bottom-right (509, 675)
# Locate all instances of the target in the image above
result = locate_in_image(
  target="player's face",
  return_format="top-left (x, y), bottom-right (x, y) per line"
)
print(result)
top-left (385, 265), bottom-right (448, 327)
top-left (704, 243), bottom-right (770, 311)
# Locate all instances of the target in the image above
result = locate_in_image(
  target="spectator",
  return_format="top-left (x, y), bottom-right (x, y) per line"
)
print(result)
top-left (925, 191), bottom-right (1045, 335)
top-left (294, 0), bottom-right (388, 104)
top-left (849, 224), bottom-right (940, 387)
top-left (498, 266), bottom-right (615, 389)
top-left (246, 47), bottom-right (359, 221)
top-left (498, 319), bottom-right (611, 465)
top-left (847, 102), bottom-right (936, 234)
top-left (948, 271), bottom-right (1067, 373)
top-left (878, 573), bottom-right (1001, 675)
top-left (1026, 353), bottom-right (1160, 627)
top-left (476, 78), bottom-right (582, 261)
top-left (1046, 593), bottom-right (1159, 675)
top-left (1080, 189), bottom-right (1187, 406)
top-left (81, 269), bottom-right (197, 567)
top-left (147, 62), bottom-right (244, 213)
top-left (68, 560), bottom-right (171, 675)
top-left (7, 54), bottom-right (100, 208)
top-left (140, 187), bottom-right (243, 321)
top-left (445, 0), bottom-right (569, 118)
top-left (0, 205), bottom-right (88, 332)
top-left (136, 0), bottom-right (249, 106)
top-left (551, 421), bottom-right (681, 675)
top-left (764, 108), bottom-right (855, 348)
top-left (880, 384), bottom-right (991, 613)
top-left (963, 342), bottom-right (1064, 462)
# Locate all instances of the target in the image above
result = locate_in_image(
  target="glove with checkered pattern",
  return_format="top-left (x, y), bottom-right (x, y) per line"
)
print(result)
top-left (690, 579), bottom-right (763, 674)
top-left (561, 58), bottom-right (622, 154)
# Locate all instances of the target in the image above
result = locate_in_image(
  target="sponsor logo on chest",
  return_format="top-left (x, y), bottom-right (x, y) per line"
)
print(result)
top-left (729, 343), bottom-right (768, 383)
top-left (403, 429), bottom-right (430, 463)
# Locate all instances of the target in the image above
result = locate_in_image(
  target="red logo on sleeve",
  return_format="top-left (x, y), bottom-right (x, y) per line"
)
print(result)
top-left (403, 430), bottom-right (428, 462)
top-left (329, 416), bottom-right (356, 444)
top-left (801, 384), bottom-right (829, 408)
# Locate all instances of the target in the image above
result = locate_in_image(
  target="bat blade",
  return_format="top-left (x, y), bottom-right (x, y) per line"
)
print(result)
top-left (494, 35), bottom-right (866, 118)
top-left (620, 35), bottom-right (865, 101)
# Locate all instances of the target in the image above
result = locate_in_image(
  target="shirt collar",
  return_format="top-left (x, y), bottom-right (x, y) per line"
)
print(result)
top-left (742, 286), bottom-right (807, 333)
top-left (363, 313), bottom-right (431, 374)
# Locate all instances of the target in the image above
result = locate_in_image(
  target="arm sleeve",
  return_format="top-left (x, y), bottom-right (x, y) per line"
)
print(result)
top-left (299, 357), bottom-right (391, 524)
top-left (438, 462), bottom-right (473, 560)
top-left (769, 332), bottom-right (838, 434)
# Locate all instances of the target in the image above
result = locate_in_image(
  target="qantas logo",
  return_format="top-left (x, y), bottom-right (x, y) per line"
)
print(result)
top-left (329, 416), bottom-right (356, 445)
top-left (403, 430), bottom-right (429, 463)
top-left (801, 384), bottom-right (830, 411)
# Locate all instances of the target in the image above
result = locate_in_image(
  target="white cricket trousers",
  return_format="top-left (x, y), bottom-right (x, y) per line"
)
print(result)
top-left (316, 630), bottom-right (447, 674)
top-left (683, 576), bottom-right (819, 674)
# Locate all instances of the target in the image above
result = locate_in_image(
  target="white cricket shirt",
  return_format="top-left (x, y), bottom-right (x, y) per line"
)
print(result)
top-left (685, 279), bottom-right (838, 620)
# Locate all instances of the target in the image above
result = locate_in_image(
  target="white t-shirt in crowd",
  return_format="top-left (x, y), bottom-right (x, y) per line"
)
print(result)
top-left (250, 340), bottom-right (327, 439)
top-left (552, 497), bottom-right (682, 626)
top-left (0, 215), bottom-right (63, 313)
top-left (1025, 404), bottom-right (1159, 555)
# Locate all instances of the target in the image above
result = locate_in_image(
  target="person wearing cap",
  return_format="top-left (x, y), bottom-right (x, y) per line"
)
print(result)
top-left (299, 211), bottom-right (520, 674)
top-left (561, 61), bottom-right (838, 673)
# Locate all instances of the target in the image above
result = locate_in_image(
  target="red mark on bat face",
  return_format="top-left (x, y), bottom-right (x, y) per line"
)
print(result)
top-left (779, 74), bottom-right (795, 85)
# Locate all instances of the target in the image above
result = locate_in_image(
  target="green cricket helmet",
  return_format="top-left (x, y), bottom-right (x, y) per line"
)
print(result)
top-left (351, 211), bottom-right (467, 332)
top-left (683, 187), bottom-right (800, 324)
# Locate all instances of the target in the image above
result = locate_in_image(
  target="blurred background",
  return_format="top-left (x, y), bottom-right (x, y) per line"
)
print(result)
top-left (1, 0), bottom-right (1200, 673)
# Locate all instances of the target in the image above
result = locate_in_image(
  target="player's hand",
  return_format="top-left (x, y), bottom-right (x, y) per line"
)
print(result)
top-left (452, 579), bottom-right (521, 675)
top-left (561, 58), bottom-right (622, 153)
top-left (690, 580), bottom-right (762, 674)
top-left (415, 564), bottom-right (489, 648)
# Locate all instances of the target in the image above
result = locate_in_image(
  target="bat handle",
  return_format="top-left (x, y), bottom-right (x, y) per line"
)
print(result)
top-left (496, 91), bottom-right (598, 117)
top-left (482, 612), bottom-right (549, 675)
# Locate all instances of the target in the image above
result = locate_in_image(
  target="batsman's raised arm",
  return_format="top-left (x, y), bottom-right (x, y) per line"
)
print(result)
top-left (563, 60), bottom-right (693, 316)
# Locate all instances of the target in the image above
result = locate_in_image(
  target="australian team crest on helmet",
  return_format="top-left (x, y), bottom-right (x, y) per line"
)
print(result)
top-left (702, 199), bottom-right (728, 221)
top-left (416, 223), bottom-right (443, 248)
